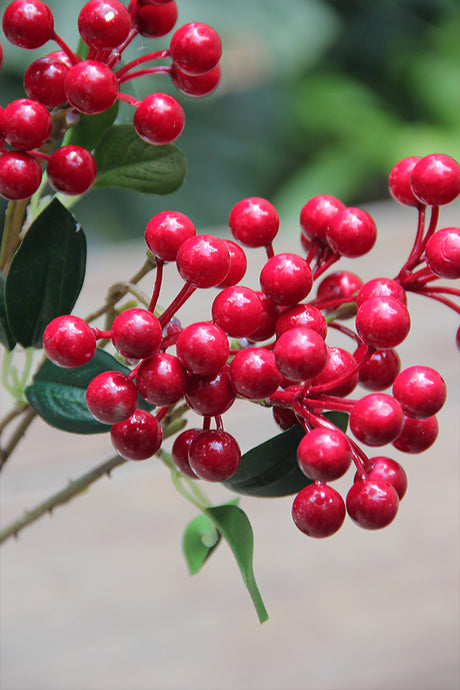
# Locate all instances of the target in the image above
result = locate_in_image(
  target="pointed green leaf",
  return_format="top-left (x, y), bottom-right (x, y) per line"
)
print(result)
top-left (25, 348), bottom-right (151, 434)
top-left (0, 273), bottom-right (16, 351)
top-left (183, 512), bottom-right (221, 575)
top-left (64, 101), bottom-right (119, 151)
top-left (92, 124), bottom-right (186, 194)
top-left (4, 199), bottom-right (86, 348)
top-left (223, 412), bottom-right (349, 497)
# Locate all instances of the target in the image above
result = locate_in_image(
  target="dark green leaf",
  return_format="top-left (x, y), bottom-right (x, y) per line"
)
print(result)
top-left (223, 411), bottom-right (349, 497)
top-left (25, 348), bottom-right (151, 434)
top-left (4, 199), bottom-right (86, 348)
top-left (64, 101), bottom-right (119, 151)
top-left (0, 273), bottom-right (16, 351)
top-left (93, 124), bottom-right (186, 194)
top-left (183, 513), bottom-right (221, 575)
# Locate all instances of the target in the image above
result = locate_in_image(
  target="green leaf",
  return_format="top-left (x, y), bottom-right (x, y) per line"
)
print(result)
top-left (223, 411), bottom-right (349, 497)
top-left (4, 199), bottom-right (86, 348)
top-left (92, 124), bottom-right (186, 194)
top-left (64, 101), bottom-right (119, 151)
top-left (0, 273), bottom-right (16, 351)
top-left (183, 513), bottom-right (221, 575)
top-left (25, 348), bottom-right (151, 434)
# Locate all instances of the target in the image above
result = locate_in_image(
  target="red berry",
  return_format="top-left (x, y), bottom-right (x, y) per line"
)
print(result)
top-left (176, 321), bottom-right (229, 376)
top-left (185, 367), bottom-right (236, 416)
top-left (171, 63), bottom-right (221, 98)
top-left (349, 393), bottom-right (405, 447)
top-left (65, 60), bottom-right (118, 115)
top-left (315, 270), bottom-right (363, 317)
top-left (133, 92), bottom-right (185, 145)
top-left (392, 415), bottom-right (439, 454)
top-left (346, 478), bottom-right (399, 530)
top-left (188, 429), bottom-right (240, 482)
top-left (216, 240), bottom-right (247, 287)
top-left (325, 207), bottom-right (377, 258)
top-left (310, 346), bottom-right (359, 397)
top-left (86, 370), bottom-right (138, 424)
top-left (229, 347), bottom-right (282, 400)
top-left (388, 156), bottom-right (422, 207)
top-left (260, 253), bottom-right (312, 306)
top-left (2, 0), bottom-right (54, 49)
top-left (300, 194), bottom-right (345, 243)
top-left (176, 234), bottom-right (230, 288)
top-left (356, 277), bottom-right (406, 308)
top-left (246, 291), bottom-right (280, 342)
top-left (272, 405), bottom-right (298, 430)
top-left (170, 22), bottom-right (222, 76)
top-left (2, 98), bottom-right (52, 150)
top-left (358, 348), bottom-right (401, 391)
top-left (78, 0), bottom-right (131, 50)
top-left (275, 303), bottom-right (327, 340)
top-left (360, 456), bottom-right (407, 500)
top-left (136, 352), bottom-right (188, 406)
top-left (24, 52), bottom-right (71, 107)
top-left (228, 197), bottom-right (279, 248)
top-left (425, 227), bottom-right (460, 279)
top-left (392, 365), bottom-right (446, 419)
top-left (410, 153), bottom-right (460, 206)
top-left (355, 296), bottom-right (411, 349)
top-left (171, 428), bottom-right (200, 478)
top-left (111, 409), bottom-right (163, 460)
top-left (297, 428), bottom-right (352, 482)
top-left (292, 482), bottom-right (346, 538)
top-left (130, 0), bottom-right (177, 38)
top-left (47, 145), bottom-right (97, 195)
top-left (274, 327), bottom-right (327, 382)
top-left (0, 151), bottom-right (42, 200)
top-left (111, 308), bottom-right (162, 359)
top-left (145, 210), bottom-right (196, 261)
top-left (43, 315), bottom-right (96, 368)
top-left (212, 285), bottom-right (263, 338)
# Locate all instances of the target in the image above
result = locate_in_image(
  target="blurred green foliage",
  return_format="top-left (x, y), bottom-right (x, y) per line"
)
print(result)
top-left (1, 0), bottom-right (459, 240)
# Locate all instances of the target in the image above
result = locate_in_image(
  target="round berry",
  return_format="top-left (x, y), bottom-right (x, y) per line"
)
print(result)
top-left (145, 210), bottom-right (195, 261)
top-left (275, 303), bottom-right (327, 340)
top-left (325, 207), bottom-right (377, 258)
top-left (392, 365), bottom-right (446, 419)
top-left (392, 415), bottom-right (439, 454)
top-left (272, 405), bottom-right (298, 430)
top-left (176, 321), bottom-right (229, 376)
top-left (358, 348), bottom-right (401, 391)
top-left (315, 270), bottom-right (363, 318)
top-left (212, 285), bottom-right (263, 338)
top-left (171, 428), bottom-right (200, 478)
top-left (388, 156), bottom-right (422, 207)
top-left (349, 393), bottom-right (405, 447)
top-left (0, 151), bottom-right (42, 201)
top-left (43, 315), bottom-right (96, 368)
top-left (130, 0), bottom-right (177, 38)
top-left (111, 308), bottom-right (162, 359)
top-left (300, 194), bottom-right (345, 243)
top-left (361, 456), bottom-right (408, 500)
top-left (260, 253), bottom-right (312, 306)
top-left (229, 347), bottom-right (282, 400)
top-left (216, 240), bottom-right (247, 288)
top-left (2, 98), bottom-right (52, 150)
top-left (356, 277), bottom-right (406, 308)
top-left (24, 52), bottom-right (71, 107)
top-left (355, 296), bottom-right (411, 349)
top-left (171, 63), bottom-right (221, 98)
top-left (65, 60), bottom-right (118, 115)
top-left (176, 234), bottom-right (230, 288)
top-left (78, 0), bottom-right (131, 50)
top-left (47, 145), bottom-right (97, 195)
top-left (246, 291), bottom-right (280, 342)
top-left (133, 92), bottom-right (185, 145)
top-left (111, 409), bottom-right (163, 460)
top-left (170, 22), bottom-right (222, 76)
top-left (2, 0), bottom-right (54, 49)
top-left (136, 352), bottom-right (187, 406)
top-left (346, 478), bottom-right (399, 530)
top-left (185, 367), bottom-right (235, 416)
top-left (310, 346), bottom-right (359, 397)
top-left (86, 370), bottom-right (138, 424)
top-left (292, 482), bottom-right (346, 538)
top-left (228, 197), bottom-right (279, 248)
top-left (274, 327), bottom-right (327, 382)
top-left (425, 227), bottom-right (460, 279)
top-left (188, 429), bottom-right (240, 482)
top-left (297, 428), bottom-right (352, 482)
top-left (410, 153), bottom-right (460, 206)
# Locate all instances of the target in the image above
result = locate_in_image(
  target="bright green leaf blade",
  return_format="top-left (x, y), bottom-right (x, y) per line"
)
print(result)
top-left (4, 199), bottom-right (86, 348)
top-left (223, 412), bottom-right (348, 497)
top-left (25, 348), bottom-right (151, 434)
top-left (92, 124), bottom-right (186, 194)
top-left (64, 101), bottom-right (119, 151)
top-left (205, 504), bottom-right (268, 624)
top-left (182, 513), bottom-right (221, 575)
top-left (0, 273), bottom-right (16, 351)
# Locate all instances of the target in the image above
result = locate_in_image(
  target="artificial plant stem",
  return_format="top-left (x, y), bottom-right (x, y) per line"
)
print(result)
top-left (115, 48), bottom-right (170, 79)
top-left (117, 66), bottom-right (172, 84)
top-left (0, 199), bottom-right (29, 272)
top-left (148, 259), bottom-right (163, 312)
top-left (397, 204), bottom-right (426, 280)
top-left (159, 283), bottom-right (196, 326)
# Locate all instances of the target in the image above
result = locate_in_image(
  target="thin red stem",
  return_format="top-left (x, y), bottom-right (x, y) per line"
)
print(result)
top-left (51, 31), bottom-right (80, 65)
top-left (117, 65), bottom-right (172, 85)
top-left (412, 289), bottom-right (460, 314)
top-left (156, 406), bottom-right (172, 423)
top-left (397, 205), bottom-right (426, 280)
top-left (115, 49), bottom-right (170, 80)
top-left (117, 92), bottom-right (140, 108)
top-left (159, 283), bottom-right (196, 327)
top-left (148, 260), bottom-right (164, 312)
top-left (265, 243), bottom-right (275, 260)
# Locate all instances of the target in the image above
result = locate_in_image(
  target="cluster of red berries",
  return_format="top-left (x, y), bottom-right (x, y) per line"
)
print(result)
top-left (0, 0), bottom-right (222, 200)
top-left (42, 152), bottom-right (460, 539)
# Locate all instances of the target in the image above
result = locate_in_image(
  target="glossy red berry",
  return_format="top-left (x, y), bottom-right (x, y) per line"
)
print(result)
top-left (130, 0), bottom-right (177, 38)
top-left (43, 315), bottom-right (96, 368)
top-left (346, 478), bottom-right (399, 530)
top-left (310, 346), bottom-right (359, 397)
top-left (133, 92), bottom-right (185, 145)
top-left (275, 303), bottom-right (327, 340)
top-left (2, 0), bottom-right (54, 49)
top-left (86, 370), bottom-right (138, 424)
top-left (78, 0), bottom-right (131, 50)
top-left (47, 145), bottom-right (97, 195)
top-left (388, 156), bottom-right (422, 207)
top-left (393, 415), bottom-right (439, 454)
top-left (2, 98), bottom-right (52, 151)
top-left (260, 253), bottom-right (312, 306)
top-left (145, 210), bottom-right (195, 261)
top-left (188, 429), bottom-right (240, 482)
top-left (392, 365), bottom-right (446, 419)
top-left (24, 52), bottom-right (71, 107)
top-left (246, 291), bottom-right (279, 342)
top-left (349, 393), bottom-right (405, 447)
top-left (170, 22), bottom-right (222, 76)
top-left (272, 405), bottom-right (298, 430)
top-left (360, 456), bottom-right (407, 500)
top-left (185, 367), bottom-right (235, 416)
top-left (292, 482), bottom-right (346, 538)
top-left (410, 153), bottom-right (460, 206)
top-left (176, 321), bottom-right (229, 376)
top-left (111, 308), bottom-right (162, 359)
top-left (171, 63), bottom-right (221, 97)
top-left (216, 240), bottom-right (247, 287)
top-left (111, 409), bottom-right (163, 460)
top-left (356, 277), bottom-right (406, 308)
top-left (425, 227), bottom-right (460, 279)
top-left (228, 197), bottom-right (279, 248)
top-left (315, 270), bottom-right (363, 317)
top-left (325, 207), bottom-right (377, 258)
top-left (355, 296), bottom-right (411, 349)
top-left (300, 194), bottom-right (345, 243)
top-left (0, 151), bottom-right (42, 200)
top-left (65, 60), bottom-right (118, 115)
top-left (135, 352), bottom-right (187, 406)
top-left (297, 428), bottom-right (352, 482)
top-left (212, 285), bottom-right (263, 338)
top-left (229, 347), bottom-right (281, 400)
top-left (274, 327), bottom-right (327, 382)
top-left (171, 428), bottom-right (200, 478)
top-left (358, 348), bottom-right (401, 391)
top-left (176, 234), bottom-right (230, 288)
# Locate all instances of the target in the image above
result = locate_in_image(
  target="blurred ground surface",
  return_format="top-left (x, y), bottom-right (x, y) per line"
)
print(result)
top-left (1, 200), bottom-right (459, 690)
